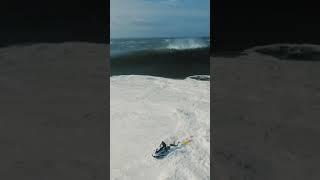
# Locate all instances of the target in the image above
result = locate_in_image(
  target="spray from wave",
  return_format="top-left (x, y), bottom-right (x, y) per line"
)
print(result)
top-left (165, 38), bottom-right (209, 50)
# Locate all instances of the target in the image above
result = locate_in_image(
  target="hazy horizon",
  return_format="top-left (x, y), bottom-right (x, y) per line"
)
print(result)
top-left (111, 0), bottom-right (210, 39)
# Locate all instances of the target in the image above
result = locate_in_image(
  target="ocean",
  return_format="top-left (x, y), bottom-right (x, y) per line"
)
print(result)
top-left (110, 37), bottom-right (210, 79)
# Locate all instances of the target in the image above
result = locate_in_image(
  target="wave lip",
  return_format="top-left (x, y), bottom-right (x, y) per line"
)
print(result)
top-left (165, 38), bottom-right (209, 50)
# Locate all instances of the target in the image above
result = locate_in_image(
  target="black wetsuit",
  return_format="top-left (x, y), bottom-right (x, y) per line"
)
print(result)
top-left (161, 141), bottom-right (166, 148)
top-left (160, 141), bottom-right (168, 151)
top-left (159, 141), bottom-right (179, 152)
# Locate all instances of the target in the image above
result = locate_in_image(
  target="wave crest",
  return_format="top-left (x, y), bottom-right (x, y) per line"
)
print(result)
top-left (165, 38), bottom-right (209, 50)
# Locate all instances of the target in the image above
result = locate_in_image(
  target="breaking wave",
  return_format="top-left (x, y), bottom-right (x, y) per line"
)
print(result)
top-left (165, 38), bottom-right (209, 50)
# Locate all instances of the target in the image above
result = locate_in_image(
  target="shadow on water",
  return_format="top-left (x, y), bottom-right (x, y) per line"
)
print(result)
top-left (110, 48), bottom-right (210, 79)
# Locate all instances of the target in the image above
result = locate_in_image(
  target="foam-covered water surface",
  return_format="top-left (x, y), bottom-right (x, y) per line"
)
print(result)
top-left (111, 75), bottom-right (210, 180)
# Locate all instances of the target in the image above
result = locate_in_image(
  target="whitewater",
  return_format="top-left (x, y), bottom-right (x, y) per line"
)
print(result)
top-left (110, 75), bottom-right (210, 180)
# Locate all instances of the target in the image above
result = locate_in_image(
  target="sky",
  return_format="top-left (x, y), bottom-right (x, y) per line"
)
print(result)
top-left (111, 0), bottom-right (210, 38)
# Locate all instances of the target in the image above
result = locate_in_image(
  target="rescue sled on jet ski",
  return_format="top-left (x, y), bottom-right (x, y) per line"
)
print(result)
top-left (152, 137), bottom-right (192, 159)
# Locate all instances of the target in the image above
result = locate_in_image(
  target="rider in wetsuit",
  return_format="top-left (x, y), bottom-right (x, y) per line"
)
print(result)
top-left (160, 140), bottom-right (179, 151)
top-left (160, 141), bottom-right (167, 150)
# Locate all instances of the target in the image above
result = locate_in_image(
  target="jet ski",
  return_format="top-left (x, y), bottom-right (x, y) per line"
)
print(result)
top-left (152, 141), bottom-right (180, 159)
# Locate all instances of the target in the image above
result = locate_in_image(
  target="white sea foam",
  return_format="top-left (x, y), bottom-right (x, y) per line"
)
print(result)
top-left (111, 75), bottom-right (210, 180)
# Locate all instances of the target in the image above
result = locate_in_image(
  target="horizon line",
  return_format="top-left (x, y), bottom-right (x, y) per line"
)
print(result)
top-left (110, 36), bottom-right (210, 40)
